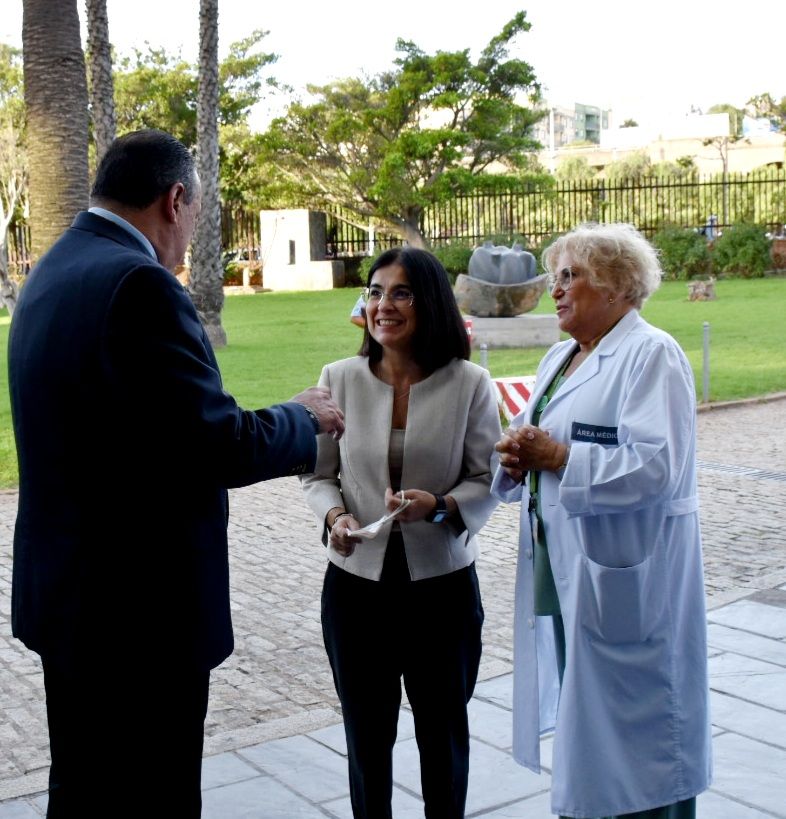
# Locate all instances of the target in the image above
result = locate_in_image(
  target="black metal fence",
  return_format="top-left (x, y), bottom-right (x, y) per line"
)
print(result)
top-left (422, 170), bottom-right (786, 247)
top-left (7, 171), bottom-right (785, 268)
top-left (325, 205), bottom-right (400, 257)
top-left (6, 209), bottom-right (263, 275)
top-left (220, 207), bottom-right (260, 262)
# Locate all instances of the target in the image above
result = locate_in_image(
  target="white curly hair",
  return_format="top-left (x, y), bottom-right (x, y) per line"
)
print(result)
top-left (542, 223), bottom-right (663, 309)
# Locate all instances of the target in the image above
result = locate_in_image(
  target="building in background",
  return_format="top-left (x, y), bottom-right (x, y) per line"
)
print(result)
top-left (533, 111), bottom-right (785, 175)
top-left (530, 102), bottom-right (612, 151)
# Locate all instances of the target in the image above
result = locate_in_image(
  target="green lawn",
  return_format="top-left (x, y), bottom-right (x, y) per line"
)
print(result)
top-left (487, 278), bottom-right (786, 402)
top-left (1, 278), bottom-right (784, 488)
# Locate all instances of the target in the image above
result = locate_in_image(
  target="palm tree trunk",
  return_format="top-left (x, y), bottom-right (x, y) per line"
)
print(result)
top-left (189, 0), bottom-right (226, 347)
top-left (85, 0), bottom-right (116, 163)
top-left (22, 0), bottom-right (89, 261)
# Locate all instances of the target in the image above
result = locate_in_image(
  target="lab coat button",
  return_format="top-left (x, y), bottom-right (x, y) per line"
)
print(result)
top-left (525, 549), bottom-right (533, 560)
top-left (527, 618), bottom-right (535, 629)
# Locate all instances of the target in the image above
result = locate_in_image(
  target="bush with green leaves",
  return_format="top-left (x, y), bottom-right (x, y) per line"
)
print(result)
top-left (357, 255), bottom-right (375, 283)
top-left (358, 244), bottom-right (474, 285)
top-left (711, 224), bottom-right (771, 278)
top-left (651, 227), bottom-right (712, 280)
top-left (529, 233), bottom-right (563, 274)
top-left (432, 244), bottom-right (474, 282)
top-left (483, 233), bottom-right (530, 248)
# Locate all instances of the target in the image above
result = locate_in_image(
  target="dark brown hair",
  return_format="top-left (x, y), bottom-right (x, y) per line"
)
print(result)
top-left (358, 247), bottom-right (470, 372)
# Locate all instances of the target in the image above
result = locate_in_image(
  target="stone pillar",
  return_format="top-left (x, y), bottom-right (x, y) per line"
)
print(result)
top-left (259, 209), bottom-right (345, 291)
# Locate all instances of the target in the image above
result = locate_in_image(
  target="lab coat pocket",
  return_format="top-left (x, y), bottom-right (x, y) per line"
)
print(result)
top-left (580, 554), bottom-right (663, 644)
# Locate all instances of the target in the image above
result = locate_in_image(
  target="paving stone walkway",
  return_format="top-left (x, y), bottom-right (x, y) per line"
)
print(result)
top-left (1, 396), bottom-right (785, 816)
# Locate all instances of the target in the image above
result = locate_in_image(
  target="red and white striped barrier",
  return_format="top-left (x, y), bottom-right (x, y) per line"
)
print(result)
top-left (493, 375), bottom-right (537, 423)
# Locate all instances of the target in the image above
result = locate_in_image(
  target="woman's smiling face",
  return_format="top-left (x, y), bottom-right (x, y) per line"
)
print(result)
top-left (365, 264), bottom-right (417, 353)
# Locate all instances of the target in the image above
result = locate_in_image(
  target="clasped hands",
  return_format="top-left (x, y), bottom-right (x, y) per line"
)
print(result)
top-left (328, 488), bottom-right (440, 558)
top-left (495, 424), bottom-right (568, 483)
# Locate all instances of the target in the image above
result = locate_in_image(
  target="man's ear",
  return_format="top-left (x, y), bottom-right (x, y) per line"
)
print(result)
top-left (163, 182), bottom-right (186, 223)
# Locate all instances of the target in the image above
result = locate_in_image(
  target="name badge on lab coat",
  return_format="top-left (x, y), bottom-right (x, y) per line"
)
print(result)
top-left (571, 422), bottom-right (619, 445)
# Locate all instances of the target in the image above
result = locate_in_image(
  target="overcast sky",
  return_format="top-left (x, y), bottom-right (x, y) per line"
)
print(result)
top-left (3, 0), bottom-right (784, 130)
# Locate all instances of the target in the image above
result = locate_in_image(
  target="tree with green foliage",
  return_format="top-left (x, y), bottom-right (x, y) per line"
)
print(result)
top-left (651, 156), bottom-right (697, 178)
top-left (262, 12), bottom-right (544, 248)
top-left (219, 122), bottom-right (301, 209)
top-left (113, 31), bottom-right (277, 201)
top-left (555, 156), bottom-right (596, 181)
top-left (605, 151), bottom-right (652, 182)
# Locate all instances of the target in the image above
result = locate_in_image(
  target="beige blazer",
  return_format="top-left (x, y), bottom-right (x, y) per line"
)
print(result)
top-left (300, 356), bottom-right (501, 581)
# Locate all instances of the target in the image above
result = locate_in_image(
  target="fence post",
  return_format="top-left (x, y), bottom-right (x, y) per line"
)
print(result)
top-left (702, 322), bottom-right (710, 404)
top-left (479, 342), bottom-right (489, 371)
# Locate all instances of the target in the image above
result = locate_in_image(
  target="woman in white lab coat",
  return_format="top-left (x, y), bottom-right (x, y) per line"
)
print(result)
top-left (493, 223), bottom-right (711, 818)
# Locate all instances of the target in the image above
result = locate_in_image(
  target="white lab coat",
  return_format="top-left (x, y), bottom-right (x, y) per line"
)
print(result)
top-left (492, 310), bottom-right (712, 818)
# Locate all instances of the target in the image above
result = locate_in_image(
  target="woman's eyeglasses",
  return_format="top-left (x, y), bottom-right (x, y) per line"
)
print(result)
top-left (547, 266), bottom-right (578, 292)
top-left (363, 286), bottom-right (415, 306)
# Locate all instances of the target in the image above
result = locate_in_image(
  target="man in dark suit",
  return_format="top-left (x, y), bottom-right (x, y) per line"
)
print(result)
top-left (7, 129), bottom-right (344, 818)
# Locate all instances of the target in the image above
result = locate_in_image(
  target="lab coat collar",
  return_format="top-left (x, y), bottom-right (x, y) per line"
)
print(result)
top-left (544, 309), bottom-right (641, 408)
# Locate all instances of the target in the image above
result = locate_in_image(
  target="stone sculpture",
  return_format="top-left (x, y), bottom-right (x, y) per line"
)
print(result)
top-left (454, 241), bottom-right (548, 317)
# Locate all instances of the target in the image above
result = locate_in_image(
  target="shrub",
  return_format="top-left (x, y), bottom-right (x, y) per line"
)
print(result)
top-left (529, 232), bottom-right (563, 274)
top-left (432, 244), bottom-right (474, 283)
top-left (711, 224), bottom-right (771, 278)
top-left (651, 227), bottom-right (712, 280)
top-left (223, 261), bottom-right (261, 286)
top-left (483, 232), bottom-right (530, 248)
top-left (357, 255), bottom-right (374, 283)
top-left (342, 255), bottom-right (366, 287)
top-left (359, 244), bottom-right (475, 285)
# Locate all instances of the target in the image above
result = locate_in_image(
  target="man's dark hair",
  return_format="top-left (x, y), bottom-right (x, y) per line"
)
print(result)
top-left (91, 129), bottom-right (197, 208)
top-left (359, 247), bottom-right (470, 373)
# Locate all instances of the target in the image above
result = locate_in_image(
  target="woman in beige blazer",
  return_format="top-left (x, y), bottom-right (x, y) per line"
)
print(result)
top-left (301, 248), bottom-right (501, 819)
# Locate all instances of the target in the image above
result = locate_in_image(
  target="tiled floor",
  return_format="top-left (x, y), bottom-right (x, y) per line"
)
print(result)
top-left (196, 587), bottom-right (786, 818)
top-left (3, 588), bottom-right (785, 818)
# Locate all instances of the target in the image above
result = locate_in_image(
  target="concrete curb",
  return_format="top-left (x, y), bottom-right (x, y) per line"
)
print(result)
top-left (697, 391), bottom-right (786, 412)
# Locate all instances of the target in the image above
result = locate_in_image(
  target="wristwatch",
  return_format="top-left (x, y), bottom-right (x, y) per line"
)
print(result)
top-left (302, 404), bottom-right (321, 434)
top-left (426, 494), bottom-right (449, 524)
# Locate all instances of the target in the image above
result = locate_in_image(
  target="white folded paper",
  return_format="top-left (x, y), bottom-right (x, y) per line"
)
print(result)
top-left (351, 496), bottom-right (412, 539)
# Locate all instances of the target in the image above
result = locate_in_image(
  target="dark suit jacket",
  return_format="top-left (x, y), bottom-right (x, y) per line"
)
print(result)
top-left (8, 211), bottom-right (317, 671)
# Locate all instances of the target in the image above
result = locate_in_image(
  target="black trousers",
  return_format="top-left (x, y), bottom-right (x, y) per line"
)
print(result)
top-left (42, 654), bottom-right (209, 819)
top-left (321, 534), bottom-right (484, 819)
